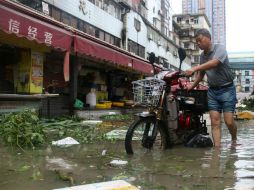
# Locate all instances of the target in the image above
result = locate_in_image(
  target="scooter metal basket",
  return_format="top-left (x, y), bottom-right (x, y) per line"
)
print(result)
top-left (132, 78), bottom-right (165, 107)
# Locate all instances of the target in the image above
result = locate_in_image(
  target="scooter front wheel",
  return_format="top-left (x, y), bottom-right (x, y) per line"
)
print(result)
top-left (125, 116), bottom-right (167, 154)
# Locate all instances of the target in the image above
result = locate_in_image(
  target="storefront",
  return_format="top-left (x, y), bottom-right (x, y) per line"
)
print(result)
top-left (73, 33), bottom-right (153, 109)
top-left (0, 0), bottom-right (154, 116)
top-left (0, 1), bottom-right (72, 116)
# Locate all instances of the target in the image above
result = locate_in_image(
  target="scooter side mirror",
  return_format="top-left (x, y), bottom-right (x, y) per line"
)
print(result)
top-left (178, 48), bottom-right (186, 63)
top-left (148, 52), bottom-right (156, 65)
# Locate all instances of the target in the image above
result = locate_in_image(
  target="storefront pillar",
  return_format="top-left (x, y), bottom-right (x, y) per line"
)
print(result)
top-left (69, 54), bottom-right (78, 115)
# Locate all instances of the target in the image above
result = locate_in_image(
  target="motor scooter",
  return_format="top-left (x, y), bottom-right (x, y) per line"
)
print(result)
top-left (125, 48), bottom-right (213, 154)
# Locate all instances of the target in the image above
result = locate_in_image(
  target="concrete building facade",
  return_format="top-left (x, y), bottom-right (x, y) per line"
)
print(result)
top-left (182, 0), bottom-right (226, 46)
top-left (173, 13), bottom-right (211, 67)
top-left (229, 52), bottom-right (254, 93)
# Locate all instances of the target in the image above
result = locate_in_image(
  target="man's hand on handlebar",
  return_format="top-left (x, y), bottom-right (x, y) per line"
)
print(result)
top-left (184, 68), bottom-right (195, 77)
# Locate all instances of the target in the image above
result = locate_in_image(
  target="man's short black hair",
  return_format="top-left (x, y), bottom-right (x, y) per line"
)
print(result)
top-left (195, 28), bottom-right (211, 40)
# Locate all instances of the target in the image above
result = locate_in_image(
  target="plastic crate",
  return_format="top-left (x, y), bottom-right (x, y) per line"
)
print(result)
top-left (176, 89), bottom-right (208, 112)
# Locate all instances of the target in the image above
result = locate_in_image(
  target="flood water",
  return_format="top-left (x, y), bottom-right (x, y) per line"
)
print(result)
top-left (1, 120), bottom-right (254, 190)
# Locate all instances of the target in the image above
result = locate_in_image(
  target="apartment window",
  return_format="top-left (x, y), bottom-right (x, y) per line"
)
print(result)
top-left (95, 0), bottom-right (103, 8)
top-left (70, 16), bottom-right (78, 28)
top-left (177, 17), bottom-right (182, 22)
top-left (194, 55), bottom-right (199, 63)
top-left (184, 42), bottom-right (189, 48)
top-left (83, 23), bottom-right (88, 33)
top-left (105, 33), bottom-right (110, 43)
top-left (115, 38), bottom-right (120, 47)
top-left (88, 25), bottom-right (95, 36)
top-left (246, 78), bottom-right (250, 84)
top-left (134, 18), bottom-right (141, 32)
top-left (95, 28), bottom-right (100, 38)
top-left (99, 31), bottom-right (104, 41)
top-left (62, 12), bottom-right (70, 25)
top-left (110, 35), bottom-right (115, 45)
top-left (245, 71), bottom-right (250, 76)
top-left (128, 40), bottom-right (145, 58)
top-left (18, 0), bottom-right (42, 11)
top-left (245, 86), bottom-right (250, 92)
top-left (138, 45), bottom-right (145, 58)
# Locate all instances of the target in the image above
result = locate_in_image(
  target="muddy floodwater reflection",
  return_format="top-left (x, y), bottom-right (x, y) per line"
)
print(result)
top-left (1, 120), bottom-right (254, 190)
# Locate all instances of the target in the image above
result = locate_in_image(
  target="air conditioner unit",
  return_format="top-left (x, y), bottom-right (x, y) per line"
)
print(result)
top-left (148, 34), bottom-right (153, 40)
top-left (157, 41), bottom-right (162, 46)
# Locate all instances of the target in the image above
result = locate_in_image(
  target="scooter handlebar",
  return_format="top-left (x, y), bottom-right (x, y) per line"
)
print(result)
top-left (177, 72), bottom-right (188, 78)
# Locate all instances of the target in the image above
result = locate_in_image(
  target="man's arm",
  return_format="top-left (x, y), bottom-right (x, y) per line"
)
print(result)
top-left (185, 58), bottom-right (220, 76)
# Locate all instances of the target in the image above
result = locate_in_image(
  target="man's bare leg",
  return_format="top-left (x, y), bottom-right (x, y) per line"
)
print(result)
top-left (223, 112), bottom-right (237, 140)
top-left (210, 111), bottom-right (221, 147)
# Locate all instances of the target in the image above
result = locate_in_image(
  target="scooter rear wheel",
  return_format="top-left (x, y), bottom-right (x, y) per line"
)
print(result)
top-left (125, 116), bottom-right (167, 154)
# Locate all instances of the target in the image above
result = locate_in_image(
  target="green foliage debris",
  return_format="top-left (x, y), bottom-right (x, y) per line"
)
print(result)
top-left (0, 109), bottom-right (45, 149)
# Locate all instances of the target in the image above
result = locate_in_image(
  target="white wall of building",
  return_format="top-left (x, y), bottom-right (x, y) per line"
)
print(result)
top-left (127, 11), bottom-right (147, 47)
top-left (44, 0), bottom-right (190, 70)
top-left (44, 0), bottom-right (123, 37)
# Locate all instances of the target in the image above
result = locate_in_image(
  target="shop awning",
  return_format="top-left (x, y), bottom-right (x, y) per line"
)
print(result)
top-left (133, 59), bottom-right (154, 75)
top-left (74, 35), bottom-right (132, 67)
top-left (74, 35), bottom-right (153, 75)
top-left (0, 4), bottom-right (72, 51)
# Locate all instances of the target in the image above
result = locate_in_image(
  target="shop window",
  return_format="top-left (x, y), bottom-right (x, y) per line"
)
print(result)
top-left (51, 7), bottom-right (61, 21)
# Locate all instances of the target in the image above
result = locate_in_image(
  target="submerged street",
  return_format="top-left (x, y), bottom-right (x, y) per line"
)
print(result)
top-left (1, 119), bottom-right (254, 190)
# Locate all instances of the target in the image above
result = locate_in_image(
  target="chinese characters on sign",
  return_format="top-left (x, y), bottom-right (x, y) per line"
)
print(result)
top-left (8, 19), bottom-right (19, 34)
top-left (79, 0), bottom-right (88, 15)
top-left (44, 32), bottom-right (53, 45)
top-left (8, 18), bottom-right (53, 45)
top-left (28, 26), bottom-right (37, 39)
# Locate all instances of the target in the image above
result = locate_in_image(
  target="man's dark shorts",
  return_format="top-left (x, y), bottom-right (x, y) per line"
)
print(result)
top-left (208, 84), bottom-right (237, 113)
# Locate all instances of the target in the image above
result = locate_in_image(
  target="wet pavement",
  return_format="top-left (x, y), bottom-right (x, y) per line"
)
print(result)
top-left (1, 119), bottom-right (254, 190)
